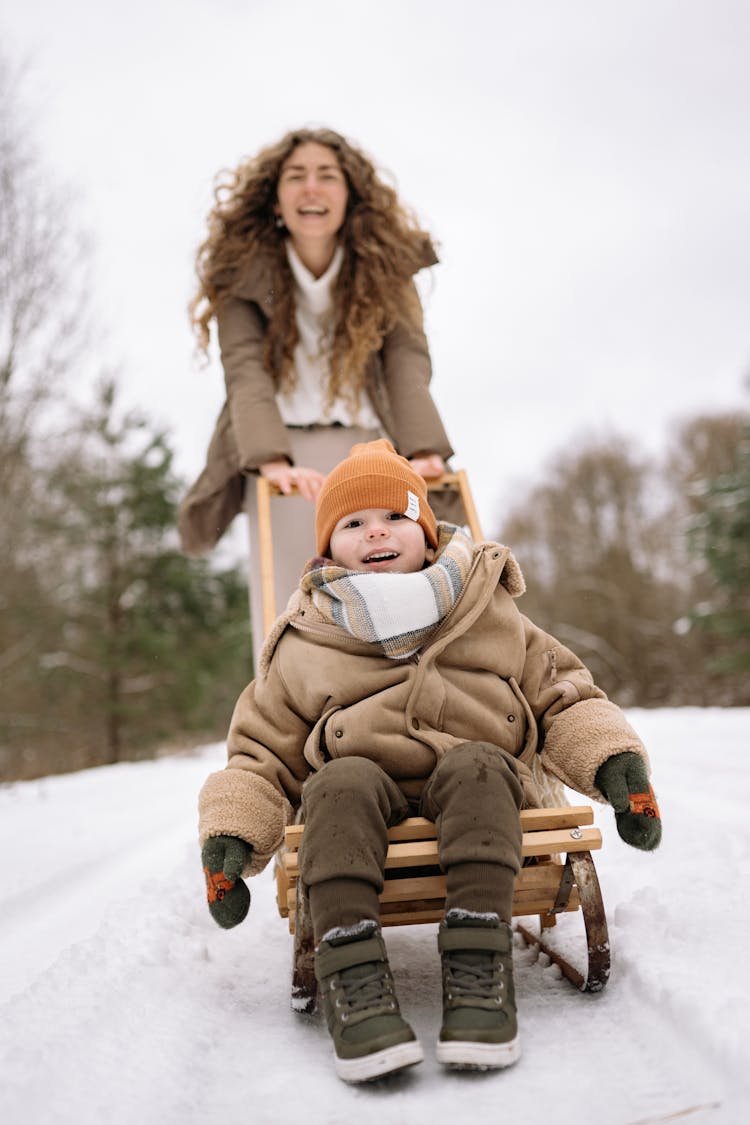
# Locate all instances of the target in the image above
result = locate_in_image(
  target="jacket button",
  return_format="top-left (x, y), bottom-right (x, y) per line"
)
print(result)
top-left (507, 714), bottom-right (516, 723)
top-left (335, 730), bottom-right (343, 738)
top-left (412, 718), bottom-right (420, 729)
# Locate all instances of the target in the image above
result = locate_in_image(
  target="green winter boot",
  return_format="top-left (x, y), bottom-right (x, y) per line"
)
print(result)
top-left (437, 908), bottom-right (521, 1070)
top-left (314, 919), bottom-right (423, 1083)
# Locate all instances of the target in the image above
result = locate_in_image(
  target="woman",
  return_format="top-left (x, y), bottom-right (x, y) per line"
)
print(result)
top-left (179, 126), bottom-right (456, 665)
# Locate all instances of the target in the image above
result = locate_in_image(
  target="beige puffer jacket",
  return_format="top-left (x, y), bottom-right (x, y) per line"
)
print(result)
top-left (198, 532), bottom-right (649, 876)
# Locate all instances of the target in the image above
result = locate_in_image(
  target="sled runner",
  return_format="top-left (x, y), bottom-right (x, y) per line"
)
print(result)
top-left (275, 806), bottom-right (610, 1012)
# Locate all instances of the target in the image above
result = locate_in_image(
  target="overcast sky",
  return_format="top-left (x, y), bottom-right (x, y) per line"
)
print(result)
top-left (5, 0), bottom-right (750, 537)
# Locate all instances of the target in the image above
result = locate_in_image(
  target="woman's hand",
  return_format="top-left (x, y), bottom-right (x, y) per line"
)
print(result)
top-left (260, 460), bottom-right (326, 502)
top-left (409, 453), bottom-right (446, 480)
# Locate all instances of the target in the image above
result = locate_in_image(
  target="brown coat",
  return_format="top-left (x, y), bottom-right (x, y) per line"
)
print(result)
top-left (198, 534), bottom-right (649, 877)
top-left (178, 248), bottom-right (454, 554)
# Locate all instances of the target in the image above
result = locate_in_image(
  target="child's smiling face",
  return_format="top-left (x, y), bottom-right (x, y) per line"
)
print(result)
top-left (329, 508), bottom-right (428, 573)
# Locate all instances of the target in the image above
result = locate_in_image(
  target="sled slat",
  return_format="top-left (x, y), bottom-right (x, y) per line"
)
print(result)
top-left (279, 820), bottom-right (601, 883)
top-left (278, 806), bottom-right (600, 935)
top-left (281, 805), bottom-right (595, 851)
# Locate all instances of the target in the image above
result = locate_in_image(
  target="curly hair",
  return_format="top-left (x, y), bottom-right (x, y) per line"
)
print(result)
top-left (189, 127), bottom-right (436, 412)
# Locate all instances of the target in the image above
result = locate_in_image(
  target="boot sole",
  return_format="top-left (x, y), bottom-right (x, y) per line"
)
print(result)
top-left (335, 1039), bottom-right (424, 1083)
top-left (436, 1034), bottom-right (521, 1071)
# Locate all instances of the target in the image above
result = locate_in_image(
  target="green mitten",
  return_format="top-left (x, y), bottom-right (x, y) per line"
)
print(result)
top-left (595, 752), bottom-right (662, 851)
top-left (201, 835), bottom-right (253, 928)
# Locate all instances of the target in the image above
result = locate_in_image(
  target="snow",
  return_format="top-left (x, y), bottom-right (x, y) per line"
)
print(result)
top-left (1, 708), bottom-right (749, 1124)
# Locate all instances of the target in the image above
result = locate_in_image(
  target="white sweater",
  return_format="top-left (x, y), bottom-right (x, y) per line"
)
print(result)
top-left (277, 242), bottom-right (380, 429)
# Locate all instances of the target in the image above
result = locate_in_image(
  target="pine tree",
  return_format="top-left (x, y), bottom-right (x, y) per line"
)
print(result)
top-left (33, 379), bottom-right (251, 770)
top-left (688, 423), bottom-right (750, 694)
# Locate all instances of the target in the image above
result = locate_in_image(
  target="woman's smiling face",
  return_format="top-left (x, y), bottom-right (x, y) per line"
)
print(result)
top-left (275, 142), bottom-right (348, 253)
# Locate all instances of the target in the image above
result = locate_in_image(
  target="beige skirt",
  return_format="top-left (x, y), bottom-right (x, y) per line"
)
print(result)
top-left (245, 424), bottom-right (381, 670)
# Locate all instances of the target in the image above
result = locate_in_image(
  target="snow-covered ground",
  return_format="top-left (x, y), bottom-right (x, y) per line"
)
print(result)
top-left (1, 708), bottom-right (748, 1125)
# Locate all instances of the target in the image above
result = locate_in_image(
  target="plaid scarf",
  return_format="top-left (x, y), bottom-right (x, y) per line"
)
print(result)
top-left (301, 524), bottom-right (474, 660)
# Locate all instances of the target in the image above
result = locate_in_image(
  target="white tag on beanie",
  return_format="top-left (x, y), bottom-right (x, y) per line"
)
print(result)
top-left (405, 490), bottom-right (420, 521)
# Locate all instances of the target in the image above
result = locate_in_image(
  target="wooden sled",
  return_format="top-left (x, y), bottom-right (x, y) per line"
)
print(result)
top-left (276, 806), bottom-right (610, 1013)
top-left (256, 469), bottom-right (482, 637)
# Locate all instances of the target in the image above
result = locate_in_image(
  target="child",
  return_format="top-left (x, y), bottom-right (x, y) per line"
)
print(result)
top-left (198, 439), bottom-right (661, 1084)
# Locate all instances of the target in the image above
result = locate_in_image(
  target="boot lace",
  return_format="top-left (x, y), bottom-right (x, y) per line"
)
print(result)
top-left (444, 953), bottom-right (504, 1003)
top-left (333, 965), bottom-right (397, 1019)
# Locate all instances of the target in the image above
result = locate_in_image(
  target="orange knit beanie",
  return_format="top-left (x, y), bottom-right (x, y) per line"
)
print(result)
top-left (315, 439), bottom-right (438, 556)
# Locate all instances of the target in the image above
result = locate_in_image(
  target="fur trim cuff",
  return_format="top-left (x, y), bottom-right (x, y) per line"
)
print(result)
top-left (541, 698), bottom-right (649, 801)
top-left (198, 769), bottom-right (292, 876)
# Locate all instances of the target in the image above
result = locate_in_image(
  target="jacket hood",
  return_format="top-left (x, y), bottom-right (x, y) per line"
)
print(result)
top-left (257, 526), bottom-right (525, 678)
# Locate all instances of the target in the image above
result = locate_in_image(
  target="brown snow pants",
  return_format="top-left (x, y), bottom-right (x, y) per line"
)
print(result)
top-left (299, 741), bottom-right (524, 942)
